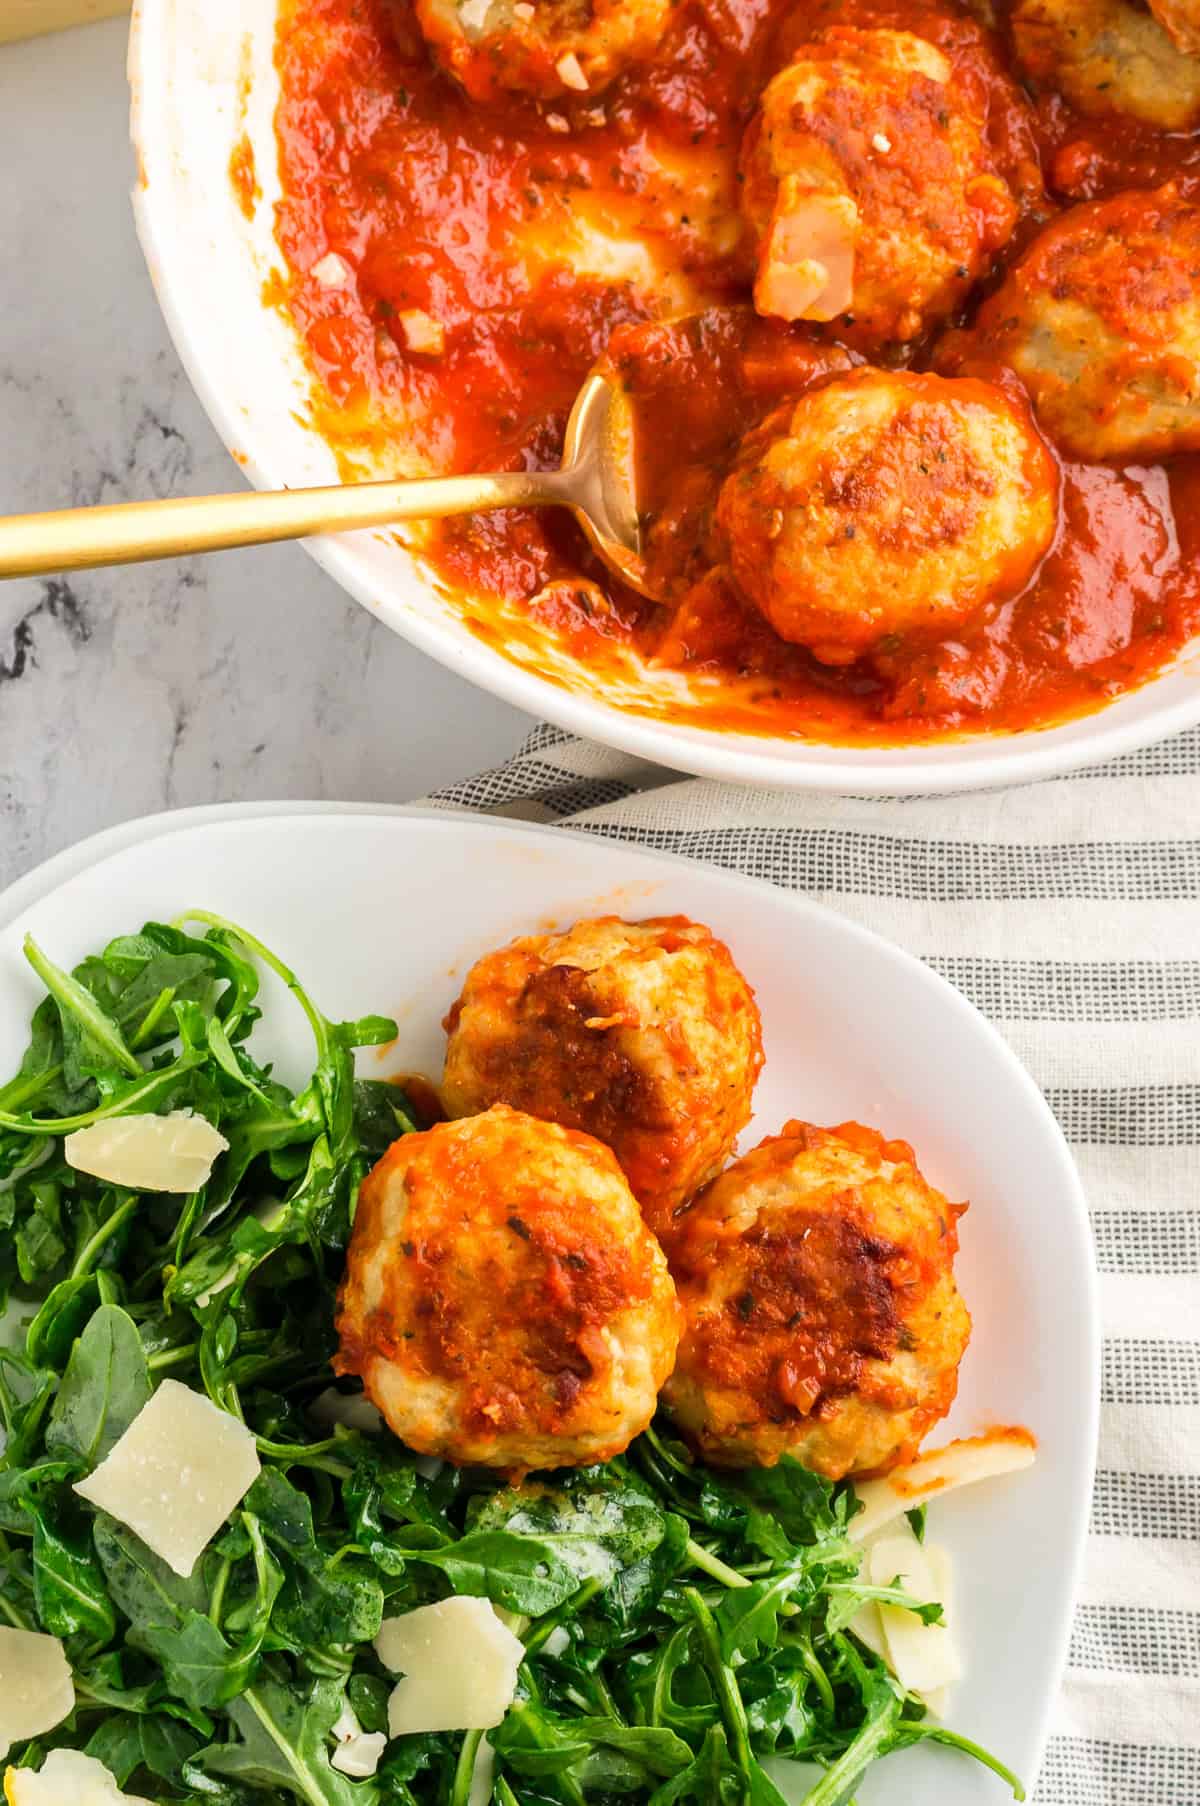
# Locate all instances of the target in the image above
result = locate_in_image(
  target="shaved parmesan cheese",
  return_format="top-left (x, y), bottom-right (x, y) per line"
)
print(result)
top-left (312, 252), bottom-right (350, 289)
top-left (545, 112), bottom-right (571, 133)
top-left (65, 1112), bottom-right (227, 1193)
top-left (309, 1387), bottom-right (384, 1435)
top-left (870, 1531), bottom-right (961, 1696)
top-left (921, 1685), bottom-right (951, 1718)
top-left (846, 1597), bottom-right (888, 1662)
top-left (331, 1735), bottom-right (387, 1779)
top-left (756, 181), bottom-right (858, 323)
top-left (759, 1756), bottom-right (824, 1804)
top-left (397, 309), bottom-right (446, 356)
top-left (927, 1542), bottom-right (954, 1620)
top-left (331, 1701), bottom-right (359, 1742)
top-left (74, 1379), bottom-right (260, 1577)
top-left (871, 132), bottom-right (892, 153)
top-left (376, 1597), bottom-right (524, 1734)
top-left (0, 1629), bottom-right (74, 1760)
top-left (921, 1545), bottom-right (956, 1716)
top-left (458, 0), bottom-right (495, 32)
top-left (194, 1261), bottom-right (240, 1311)
top-left (849, 1429), bottom-right (1037, 1542)
top-left (328, 1702), bottom-right (387, 1778)
top-left (3, 1750), bottom-right (153, 1806)
top-left (556, 50), bottom-right (589, 90)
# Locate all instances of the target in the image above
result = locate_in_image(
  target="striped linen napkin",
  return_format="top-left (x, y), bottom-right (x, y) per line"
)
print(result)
top-left (432, 721), bottom-right (1200, 1806)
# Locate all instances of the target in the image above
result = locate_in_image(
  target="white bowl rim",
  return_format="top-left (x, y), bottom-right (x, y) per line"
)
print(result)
top-left (127, 0), bottom-right (1200, 795)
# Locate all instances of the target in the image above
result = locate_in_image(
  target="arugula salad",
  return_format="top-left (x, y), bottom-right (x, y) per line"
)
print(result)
top-left (0, 915), bottom-right (1025, 1805)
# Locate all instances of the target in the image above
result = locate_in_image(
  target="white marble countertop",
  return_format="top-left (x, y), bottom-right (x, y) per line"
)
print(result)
top-left (0, 18), bottom-right (531, 892)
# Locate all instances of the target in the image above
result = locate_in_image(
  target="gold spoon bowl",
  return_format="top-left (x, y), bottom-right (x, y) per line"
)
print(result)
top-left (0, 369), bottom-right (649, 595)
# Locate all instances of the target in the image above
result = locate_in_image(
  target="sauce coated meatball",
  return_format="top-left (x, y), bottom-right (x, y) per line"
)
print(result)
top-left (412, 0), bottom-right (672, 101)
top-left (739, 27), bottom-right (1019, 348)
top-left (1011, 0), bottom-right (1200, 129)
top-left (952, 186), bottom-right (1200, 462)
top-left (1147, 0), bottom-right (1200, 52)
top-left (717, 367), bottom-right (1058, 666)
top-left (662, 1121), bottom-right (971, 1477)
top-left (335, 1106), bottom-right (680, 1471)
top-left (442, 916), bottom-right (763, 1239)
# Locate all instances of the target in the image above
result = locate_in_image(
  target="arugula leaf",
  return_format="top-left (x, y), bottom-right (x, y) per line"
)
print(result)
top-left (93, 1516), bottom-right (255, 1709)
top-left (0, 1347), bottom-right (57, 1471)
top-left (905, 1504), bottom-right (927, 1544)
top-left (29, 1490), bottom-right (118, 1646)
top-left (494, 1701), bottom-right (694, 1793)
top-left (471, 1481), bottom-right (670, 1588)
top-left (644, 1728), bottom-right (738, 1805)
top-left (23, 934), bottom-right (144, 1084)
top-left (715, 1563), bottom-right (808, 1662)
top-left (790, 1669), bottom-right (903, 1806)
top-left (721, 1460), bottom-right (849, 1546)
top-left (83, 1716), bottom-right (147, 1788)
top-left (423, 1473), bottom-right (688, 1626)
top-left (0, 996), bottom-right (73, 1117)
top-left (414, 1529), bottom-right (581, 1617)
top-left (15, 1179), bottom-right (67, 1283)
top-left (189, 1676), bottom-right (376, 1806)
top-left (247, 1469), bottom-right (383, 1655)
top-left (46, 1303), bottom-right (151, 1466)
top-left (352, 1081), bottom-right (421, 1160)
top-left (592, 1509), bottom-right (690, 1634)
top-left (26, 1269), bottom-right (122, 1372)
top-left (85, 1711), bottom-right (204, 1790)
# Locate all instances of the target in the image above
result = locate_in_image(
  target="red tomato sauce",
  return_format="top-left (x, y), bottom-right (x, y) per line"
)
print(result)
top-left (273, 0), bottom-right (1200, 746)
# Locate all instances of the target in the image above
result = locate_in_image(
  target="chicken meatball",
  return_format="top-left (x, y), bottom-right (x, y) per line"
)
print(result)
top-left (717, 367), bottom-right (1058, 666)
top-left (739, 27), bottom-right (1019, 348)
top-left (1147, 0), bottom-right (1200, 52)
top-left (1011, 0), bottom-right (1200, 130)
top-left (335, 1106), bottom-right (680, 1471)
top-left (663, 1121), bottom-right (971, 1477)
top-left (956, 186), bottom-right (1200, 462)
top-left (413, 0), bottom-right (672, 101)
top-left (442, 917), bottom-right (763, 1239)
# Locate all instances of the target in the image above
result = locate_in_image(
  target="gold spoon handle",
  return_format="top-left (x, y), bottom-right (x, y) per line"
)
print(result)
top-left (0, 468), bottom-right (570, 579)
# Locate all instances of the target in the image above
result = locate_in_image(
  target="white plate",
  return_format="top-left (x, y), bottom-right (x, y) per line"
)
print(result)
top-left (128, 0), bottom-right (1200, 796)
top-left (0, 805), bottom-right (1098, 1799)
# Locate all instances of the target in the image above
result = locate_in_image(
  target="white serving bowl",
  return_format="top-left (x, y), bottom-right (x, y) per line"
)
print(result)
top-left (129, 0), bottom-right (1200, 793)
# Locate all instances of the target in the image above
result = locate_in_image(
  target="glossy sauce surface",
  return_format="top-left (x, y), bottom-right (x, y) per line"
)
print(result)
top-left (274, 0), bottom-right (1200, 745)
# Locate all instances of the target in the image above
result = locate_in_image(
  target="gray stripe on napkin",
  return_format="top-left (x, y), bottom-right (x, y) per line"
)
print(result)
top-left (426, 721), bottom-right (1200, 1802)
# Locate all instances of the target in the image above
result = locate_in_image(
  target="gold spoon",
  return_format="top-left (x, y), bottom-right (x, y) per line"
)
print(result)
top-left (0, 371), bottom-right (649, 594)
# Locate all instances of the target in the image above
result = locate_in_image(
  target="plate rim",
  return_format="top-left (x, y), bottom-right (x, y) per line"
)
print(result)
top-left (0, 800), bottom-right (1101, 1793)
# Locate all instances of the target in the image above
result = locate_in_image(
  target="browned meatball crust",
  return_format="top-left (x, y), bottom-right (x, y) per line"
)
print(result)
top-left (717, 367), bottom-right (1059, 665)
top-left (663, 1120), bottom-right (972, 1478)
top-left (442, 916), bottom-right (763, 1239)
top-left (413, 0), bottom-right (672, 100)
top-left (336, 1106), bottom-right (681, 1471)
top-left (740, 26), bottom-right (1020, 348)
top-left (1011, 0), bottom-right (1200, 129)
top-left (946, 185), bottom-right (1200, 462)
